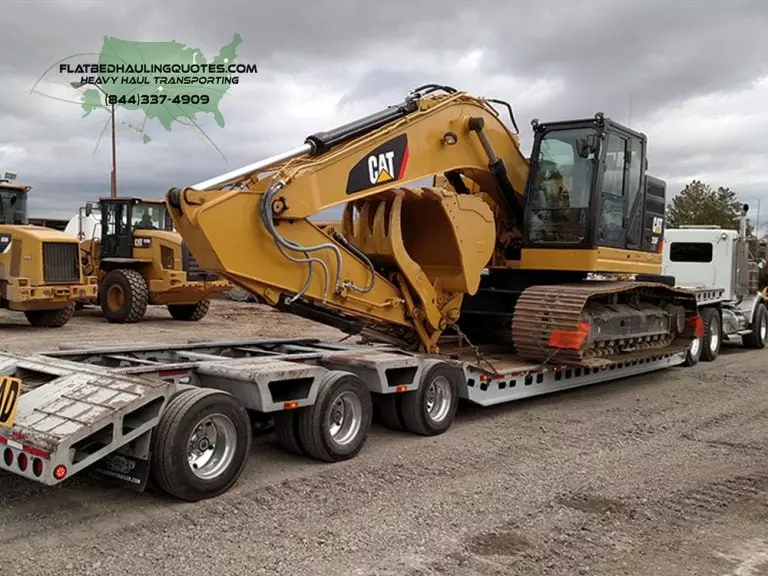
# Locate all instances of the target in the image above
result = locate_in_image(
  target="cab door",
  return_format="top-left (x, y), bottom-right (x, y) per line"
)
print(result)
top-left (101, 201), bottom-right (133, 259)
top-left (596, 132), bottom-right (628, 249)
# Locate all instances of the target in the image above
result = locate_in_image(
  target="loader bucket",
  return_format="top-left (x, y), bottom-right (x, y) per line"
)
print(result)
top-left (341, 186), bottom-right (496, 296)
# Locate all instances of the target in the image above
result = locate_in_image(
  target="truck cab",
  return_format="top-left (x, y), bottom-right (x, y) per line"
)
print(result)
top-left (662, 227), bottom-right (751, 300)
top-left (662, 219), bottom-right (767, 360)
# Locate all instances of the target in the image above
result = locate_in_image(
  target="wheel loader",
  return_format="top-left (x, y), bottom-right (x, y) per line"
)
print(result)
top-left (78, 196), bottom-right (230, 323)
top-left (0, 176), bottom-right (98, 327)
top-left (164, 84), bottom-right (704, 368)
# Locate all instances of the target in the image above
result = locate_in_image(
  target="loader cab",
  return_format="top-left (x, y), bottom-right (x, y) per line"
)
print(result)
top-left (96, 197), bottom-right (173, 259)
top-left (522, 113), bottom-right (659, 257)
top-left (0, 182), bottom-right (30, 225)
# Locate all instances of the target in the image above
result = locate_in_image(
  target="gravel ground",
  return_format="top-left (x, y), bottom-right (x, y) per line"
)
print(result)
top-left (1, 299), bottom-right (767, 576)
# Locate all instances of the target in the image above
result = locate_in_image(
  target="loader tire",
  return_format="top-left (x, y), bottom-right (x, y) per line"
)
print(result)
top-left (167, 299), bottom-right (210, 321)
top-left (100, 268), bottom-right (149, 323)
top-left (149, 388), bottom-right (251, 502)
top-left (24, 302), bottom-right (75, 328)
top-left (700, 306), bottom-right (721, 362)
top-left (742, 302), bottom-right (768, 349)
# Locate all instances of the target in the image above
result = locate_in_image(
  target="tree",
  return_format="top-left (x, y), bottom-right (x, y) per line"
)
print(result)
top-left (666, 179), bottom-right (752, 234)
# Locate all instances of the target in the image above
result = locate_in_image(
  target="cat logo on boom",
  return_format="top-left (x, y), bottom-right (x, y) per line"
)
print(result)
top-left (368, 151), bottom-right (396, 185)
top-left (346, 134), bottom-right (409, 195)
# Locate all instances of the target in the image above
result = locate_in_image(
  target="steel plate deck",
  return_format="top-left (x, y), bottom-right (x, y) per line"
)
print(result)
top-left (0, 352), bottom-right (172, 485)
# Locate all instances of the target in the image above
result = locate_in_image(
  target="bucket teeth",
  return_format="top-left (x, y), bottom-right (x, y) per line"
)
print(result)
top-left (511, 281), bottom-right (699, 368)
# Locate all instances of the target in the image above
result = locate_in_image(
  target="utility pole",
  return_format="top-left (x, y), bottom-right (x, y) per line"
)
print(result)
top-left (71, 82), bottom-right (117, 198)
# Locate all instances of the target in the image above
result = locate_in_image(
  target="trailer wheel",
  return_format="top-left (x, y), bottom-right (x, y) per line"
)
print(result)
top-left (743, 302), bottom-right (768, 349)
top-left (296, 371), bottom-right (372, 462)
top-left (376, 395), bottom-right (405, 431)
top-left (700, 307), bottom-right (721, 362)
top-left (100, 268), bottom-right (149, 323)
top-left (24, 302), bottom-right (75, 327)
top-left (683, 334), bottom-right (702, 366)
top-left (400, 363), bottom-right (460, 436)
top-left (167, 299), bottom-right (210, 321)
top-left (150, 388), bottom-right (251, 501)
top-left (274, 410), bottom-right (305, 455)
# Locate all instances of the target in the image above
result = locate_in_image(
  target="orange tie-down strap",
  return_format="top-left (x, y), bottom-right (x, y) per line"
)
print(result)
top-left (549, 321), bottom-right (591, 350)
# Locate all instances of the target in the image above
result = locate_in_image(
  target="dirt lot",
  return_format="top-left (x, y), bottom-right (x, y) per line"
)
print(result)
top-left (1, 299), bottom-right (767, 576)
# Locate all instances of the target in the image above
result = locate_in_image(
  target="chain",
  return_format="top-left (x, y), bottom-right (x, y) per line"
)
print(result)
top-left (448, 323), bottom-right (501, 376)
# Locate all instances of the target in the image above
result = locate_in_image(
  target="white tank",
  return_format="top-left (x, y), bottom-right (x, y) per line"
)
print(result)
top-left (63, 208), bottom-right (102, 241)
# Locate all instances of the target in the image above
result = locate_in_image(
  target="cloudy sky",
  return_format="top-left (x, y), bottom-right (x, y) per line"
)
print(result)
top-left (2, 0), bottom-right (768, 230)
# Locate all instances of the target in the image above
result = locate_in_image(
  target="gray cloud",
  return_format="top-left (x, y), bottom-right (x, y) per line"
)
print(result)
top-left (1, 0), bottom-right (768, 226)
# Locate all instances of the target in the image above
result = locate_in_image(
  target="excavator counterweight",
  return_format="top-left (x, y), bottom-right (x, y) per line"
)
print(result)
top-left (167, 85), bottom-right (700, 367)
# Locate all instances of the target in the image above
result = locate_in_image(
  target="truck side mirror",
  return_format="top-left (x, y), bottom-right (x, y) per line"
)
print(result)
top-left (85, 202), bottom-right (93, 217)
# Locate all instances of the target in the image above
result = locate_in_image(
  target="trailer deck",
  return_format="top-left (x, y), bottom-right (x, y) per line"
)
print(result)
top-left (0, 337), bottom-right (688, 500)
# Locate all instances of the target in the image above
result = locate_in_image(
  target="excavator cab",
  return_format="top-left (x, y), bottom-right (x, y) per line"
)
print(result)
top-left (520, 113), bottom-right (664, 273)
top-left (97, 197), bottom-right (173, 259)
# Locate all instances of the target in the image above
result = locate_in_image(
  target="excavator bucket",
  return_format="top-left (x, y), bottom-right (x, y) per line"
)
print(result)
top-left (341, 186), bottom-right (496, 297)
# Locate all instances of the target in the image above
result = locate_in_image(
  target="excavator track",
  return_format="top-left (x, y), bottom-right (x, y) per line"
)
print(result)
top-left (511, 281), bottom-right (699, 368)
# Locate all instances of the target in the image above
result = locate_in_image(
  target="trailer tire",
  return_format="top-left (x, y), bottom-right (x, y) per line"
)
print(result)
top-left (274, 410), bottom-right (305, 455)
top-left (296, 371), bottom-right (372, 462)
top-left (100, 268), bottom-right (149, 323)
top-left (377, 395), bottom-right (405, 431)
top-left (24, 302), bottom-right (75, 327)
top-left (149, 388), bottom-right (251, 502)
top-left (167, 299), bottom-right (210, 321)
top-left (400, 363), bottom-right (460, 436)
top-left (683, 335), bottom-right (702, 366)
top-left (743, 302), bottom-right (768, 349)
top-left (700, 307), bottom-right (721, 362)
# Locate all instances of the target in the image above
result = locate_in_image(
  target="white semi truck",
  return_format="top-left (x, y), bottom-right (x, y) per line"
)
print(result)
top-left (662, 204), bottom-right (768, 364)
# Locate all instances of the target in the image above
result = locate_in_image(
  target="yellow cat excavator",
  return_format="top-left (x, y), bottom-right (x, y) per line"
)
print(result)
top-left (165, 84), bottom-right (701, 368)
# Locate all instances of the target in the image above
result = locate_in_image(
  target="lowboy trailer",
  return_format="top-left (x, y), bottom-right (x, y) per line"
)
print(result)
top-left (0, 336), bottom-right (690, 502)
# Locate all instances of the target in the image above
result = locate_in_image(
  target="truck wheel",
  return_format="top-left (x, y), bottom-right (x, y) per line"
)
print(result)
top-left (24, 302), bottom-right (75, 328)
top-left (296, 371), bottom-right (372, 462)
top-left (167, 299), bottom-right (210, 321)
top-left (150, 388), bottom-right (251, 502)
top-left (683, 335), bottom-right (702, 366)
top-left (400, 363), bottom-right (460, 436)
top-left (742, 302), bottom-right (768, 349)
top-left (100, 269), bottom-right (149, 323)
top-left (700, 307), bottom-right (721, 362)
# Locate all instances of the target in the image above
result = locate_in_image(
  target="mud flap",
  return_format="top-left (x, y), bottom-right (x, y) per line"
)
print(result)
top-left (88, 452), bottom-right (151, 492)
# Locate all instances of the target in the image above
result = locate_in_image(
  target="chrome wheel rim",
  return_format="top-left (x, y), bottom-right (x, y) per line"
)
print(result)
top-left (761, 316), bottom-right (767, 342)
top-left (187, 413), bottom-right (237, 480)
top-left (425, 375), bottom-right (452, 423)
top-left (326, 391), bottom-right (363, 447)
top-left (709, 318), bottom-right (720, 352)
top-left (689, 336), bottom-right (701, 358)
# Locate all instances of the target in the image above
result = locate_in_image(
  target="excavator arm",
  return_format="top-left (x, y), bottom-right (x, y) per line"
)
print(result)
top-left (167, 86), bottom-right (530, 352)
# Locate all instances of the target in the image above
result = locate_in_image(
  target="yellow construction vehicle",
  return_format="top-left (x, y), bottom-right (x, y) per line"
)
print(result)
top-left (0, 176), bottom-right (97, 327)
top-left (78, 196), bottom-right (230, 323)
top-left (165, 84), bottom-right (703, 368)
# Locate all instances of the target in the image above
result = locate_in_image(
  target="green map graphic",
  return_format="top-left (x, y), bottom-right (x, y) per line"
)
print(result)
top-left (80, 33), bottom-right (242, 144)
